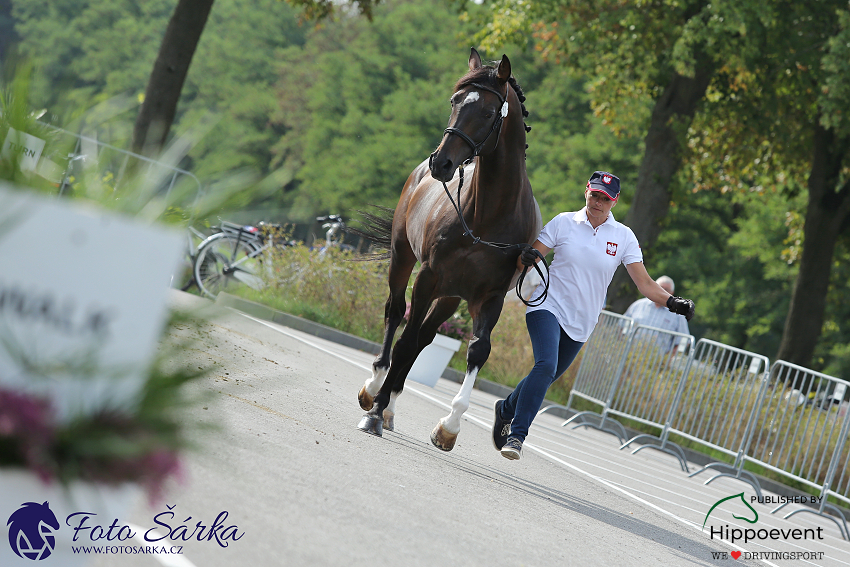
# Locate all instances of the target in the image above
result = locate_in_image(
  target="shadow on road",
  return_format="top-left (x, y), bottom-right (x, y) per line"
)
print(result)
top-left (378, 430), bottom-right (744, 567)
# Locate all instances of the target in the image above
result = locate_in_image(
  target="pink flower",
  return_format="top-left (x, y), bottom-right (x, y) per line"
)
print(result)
top-left (0, 388), bottom-right (56, 481)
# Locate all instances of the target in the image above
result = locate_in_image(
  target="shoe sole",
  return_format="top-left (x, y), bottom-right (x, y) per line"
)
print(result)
top-left (501, 448), bottom-right (521, 460)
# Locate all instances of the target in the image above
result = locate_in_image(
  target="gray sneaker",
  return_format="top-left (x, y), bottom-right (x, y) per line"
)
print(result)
top-left (492, 400), bottom-right (512, 450)
top-left (501, 437), bottom-right (523, 460)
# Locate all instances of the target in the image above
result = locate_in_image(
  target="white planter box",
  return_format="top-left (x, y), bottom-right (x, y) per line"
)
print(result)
top-left (407, 333), bottom-right (462, 388)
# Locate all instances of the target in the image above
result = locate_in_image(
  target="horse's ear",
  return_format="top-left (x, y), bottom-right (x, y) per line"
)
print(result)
top-left (469, 48), bottom-right (482, 70)
top-left (496, 54), bottom-right (511, 83)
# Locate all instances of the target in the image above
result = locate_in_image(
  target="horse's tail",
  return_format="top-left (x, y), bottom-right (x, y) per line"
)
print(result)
top-left (346, 205), bottom-right (394, 261)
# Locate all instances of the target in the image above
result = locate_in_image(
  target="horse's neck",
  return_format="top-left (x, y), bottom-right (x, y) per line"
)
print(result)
top-left (470, 133), bottom-right (529, 219)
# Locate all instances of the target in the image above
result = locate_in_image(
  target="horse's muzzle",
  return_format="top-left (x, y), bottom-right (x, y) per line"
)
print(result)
top-left (428, 150), bottom-right (456, 183)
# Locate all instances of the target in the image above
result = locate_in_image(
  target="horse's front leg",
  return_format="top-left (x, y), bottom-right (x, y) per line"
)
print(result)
top-left (432, 294), bottom-right (505, 451)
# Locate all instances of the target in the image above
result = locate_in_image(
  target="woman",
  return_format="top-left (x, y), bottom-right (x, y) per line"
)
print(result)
top-left (494, 171), bottom-right (695, 460)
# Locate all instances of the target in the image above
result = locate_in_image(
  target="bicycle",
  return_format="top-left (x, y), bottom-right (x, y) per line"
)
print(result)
top-left (315, 214), bottom-right (356, 256)
top-left (192, 220), bottom-right (293, 298)
top-left (171, 225), bottom-right (217, 291)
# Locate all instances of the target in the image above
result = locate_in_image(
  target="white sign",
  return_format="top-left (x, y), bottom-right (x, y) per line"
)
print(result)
top-left (0, 184), bottom-right (184, 422)
top-left (1, 127), bottom-right (46, 172)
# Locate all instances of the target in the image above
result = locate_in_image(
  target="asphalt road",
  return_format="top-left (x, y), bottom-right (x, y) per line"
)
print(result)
top-left (88, 291), bottom-right (845, 567)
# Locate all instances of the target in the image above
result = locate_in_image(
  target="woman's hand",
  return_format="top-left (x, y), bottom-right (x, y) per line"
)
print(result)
top-left (666, 296), bottom-right (695, 320)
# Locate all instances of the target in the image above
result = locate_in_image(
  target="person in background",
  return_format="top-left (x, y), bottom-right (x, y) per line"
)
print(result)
top-left (623, 275), bottom-right (690, 354)
top-left (492, 171), bottom-right (695, 460)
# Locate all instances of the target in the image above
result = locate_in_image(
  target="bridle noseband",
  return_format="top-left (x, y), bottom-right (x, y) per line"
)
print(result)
top-left (427, 80), bottom-right (550, 307)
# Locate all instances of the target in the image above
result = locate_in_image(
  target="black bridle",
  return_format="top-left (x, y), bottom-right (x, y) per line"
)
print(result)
top-left (442, 82), bottom-right (508, 158)
top-left (428, 82), bottom-right (549, 307)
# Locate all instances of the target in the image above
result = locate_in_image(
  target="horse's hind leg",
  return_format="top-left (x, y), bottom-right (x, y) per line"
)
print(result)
top-left (432, 294), bottom-right (505, 451)
top-left (358, 267), bottom-right (439, 436)
top-left (358, 244), bottom-right (415, 422)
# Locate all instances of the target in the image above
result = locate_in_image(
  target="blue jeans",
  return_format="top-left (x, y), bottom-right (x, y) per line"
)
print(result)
top-left (500, 309), bottom-right (584, 442)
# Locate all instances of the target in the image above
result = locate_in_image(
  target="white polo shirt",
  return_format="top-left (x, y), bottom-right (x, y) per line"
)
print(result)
top-left (527, 208), bottom-right (642, 342)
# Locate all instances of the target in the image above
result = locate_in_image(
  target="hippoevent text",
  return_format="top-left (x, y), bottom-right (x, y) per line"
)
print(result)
top-left (710, 525), bottom-right (824, 544)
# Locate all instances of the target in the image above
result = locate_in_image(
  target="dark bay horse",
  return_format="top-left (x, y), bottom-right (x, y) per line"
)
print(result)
top-left (357, 48), bottom-right (541, 451)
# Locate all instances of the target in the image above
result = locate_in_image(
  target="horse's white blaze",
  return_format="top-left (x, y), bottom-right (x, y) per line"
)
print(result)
top-left (364, 365), bottom-right (388, 396)
top-left (439, 367), bottom-right (478, 434)
top-left (461, 91), bottom-right (479, 107)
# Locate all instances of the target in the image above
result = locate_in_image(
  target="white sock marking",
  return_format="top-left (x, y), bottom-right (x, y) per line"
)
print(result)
top-left (439, 367), bottom-right (478, 434)
top-left (364, 365), bottom-right (388, 397)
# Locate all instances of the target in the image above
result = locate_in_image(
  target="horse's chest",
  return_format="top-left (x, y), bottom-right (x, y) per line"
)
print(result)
top-left (432, 244), bottom-right (514, 294)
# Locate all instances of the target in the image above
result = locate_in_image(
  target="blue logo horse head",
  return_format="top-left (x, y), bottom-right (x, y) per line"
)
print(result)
top-left (7, 501), bottom-right (60, 560)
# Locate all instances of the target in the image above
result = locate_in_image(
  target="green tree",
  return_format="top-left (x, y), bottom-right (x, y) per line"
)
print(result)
top-left (272, 0), bottom-right (480, 217)
top-left (686, 1), bottom-right (850, 368)
top-left (0, 0), bottom-right (18, 63)
top-left (10, 0), bottom-right (306, 176)
top-left (131, 0), bottom-right (215, 158)
top-left (472, 0), bottom-right (776, 312)
top-left (269, 0), bottom-right (641, 222)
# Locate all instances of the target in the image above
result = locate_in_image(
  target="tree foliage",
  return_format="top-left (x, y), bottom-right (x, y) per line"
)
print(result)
top-left (6, 0), bottom-right (850, 373)
top-left (10, 0), bottom-right (306, 178)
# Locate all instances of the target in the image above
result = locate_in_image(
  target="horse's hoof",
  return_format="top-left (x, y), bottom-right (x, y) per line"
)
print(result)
top-left (383, 410), bottom-right (394, 432)
top-left (358, 386), bottom-right (374, 411)
top-left (358, 414), bottom-right (383, 437)
top-left (430, 423), bottom-right (457, 451)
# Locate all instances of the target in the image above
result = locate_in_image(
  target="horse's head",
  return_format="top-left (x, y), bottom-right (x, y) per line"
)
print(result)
top-left (7, 501), bottom-right (60, 560)
top-left (429, 48), bottom-right (512, 182)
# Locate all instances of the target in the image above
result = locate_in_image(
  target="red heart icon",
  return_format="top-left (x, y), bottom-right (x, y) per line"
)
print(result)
top-left (731, 551), bottom-right (742, 560)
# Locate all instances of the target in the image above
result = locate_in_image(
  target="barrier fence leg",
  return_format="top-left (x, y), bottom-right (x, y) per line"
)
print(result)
top-left (623, 432), bottom-right (690, 473)
top-left (561, 410), bottom-right (628, 445)
top-left (781, 489), bottom-right (850, 541)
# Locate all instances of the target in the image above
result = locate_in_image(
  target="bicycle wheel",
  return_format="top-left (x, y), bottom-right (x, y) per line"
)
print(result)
top-left (193, 232), bottom-right (265, 298)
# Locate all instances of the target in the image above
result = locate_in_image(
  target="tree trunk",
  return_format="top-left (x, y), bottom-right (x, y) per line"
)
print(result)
top-left (776, 124), bottom-right (850, 369)
top-left (131, 0), bottom-right (215, 158)
top-left (0, 0), bottom-right (18, 63)
top-left (606, 65), bottom-right (713, 313)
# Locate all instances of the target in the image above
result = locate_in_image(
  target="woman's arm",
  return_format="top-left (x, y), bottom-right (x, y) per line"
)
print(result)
top-left (517, 239), bottom-right (552, 270)
top-left (625, 262), bottom-right (671, 305)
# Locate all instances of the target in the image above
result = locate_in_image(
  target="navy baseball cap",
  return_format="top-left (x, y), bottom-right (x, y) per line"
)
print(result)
top-left (586, 171), bottom-right (620, 201)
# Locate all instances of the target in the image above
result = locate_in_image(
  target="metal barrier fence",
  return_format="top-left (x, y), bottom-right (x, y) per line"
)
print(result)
top-left (751, 361), bottom-right (850, 538)
top-left (555, 311), bottom-right (850, 539)
top-left (607, 325), bottom-right (695, 471)
top-left (819, 414), bottom-right (850, 539)
top-left (670, 340), bottom-right (771, 495)
top-left (541, 311), bottom-right (634, 443)
top-left (42, 123), bottom-right (202, 206)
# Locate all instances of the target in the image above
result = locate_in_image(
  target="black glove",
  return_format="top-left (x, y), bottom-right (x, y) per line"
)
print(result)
top-left (519, 245), bottom-right (538, 267)
top-left (667, 296), bottom-right (695, 321)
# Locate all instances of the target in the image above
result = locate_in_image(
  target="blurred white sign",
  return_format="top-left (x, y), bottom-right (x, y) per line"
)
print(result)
top-left (1, 127), bottom-right (46, 172)
top-left (0, 184), bottom-right (183, 421)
